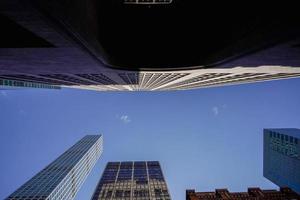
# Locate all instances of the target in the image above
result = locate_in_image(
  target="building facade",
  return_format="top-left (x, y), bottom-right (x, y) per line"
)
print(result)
top-left (6, 135), bottom-right (103, 200)
top-left (263, 128), bottom-right (300, 194)
top-left (1, 1), bottom-right (300, 91)
top-left (0, 78), bottom-right (60, 90)
top-left (186, 187), bottom-right (300, 200)
top-left (91, 161), bottom-right (171, 200)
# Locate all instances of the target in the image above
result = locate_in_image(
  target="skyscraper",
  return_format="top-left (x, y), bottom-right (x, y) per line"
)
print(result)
top-left (186, 187), bottom-right (300, 200)
top-left (91, 161), bottom-right (171, 200)
top-left (1, 1), bottom-right (300, 91)
top-left (263, 128), bottom-right (300, 194)
top-left (6, 135), bottom-right (103, 200)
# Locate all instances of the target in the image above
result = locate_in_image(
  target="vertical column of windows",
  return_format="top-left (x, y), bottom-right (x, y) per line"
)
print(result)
top-left (133, 162), bottom-right (149, 200)
top-left (147, 161), bottom-right (170, 200)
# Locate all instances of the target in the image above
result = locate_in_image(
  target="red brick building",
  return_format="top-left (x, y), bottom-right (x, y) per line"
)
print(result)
top-left (186, 187), bottom-right (300, 200)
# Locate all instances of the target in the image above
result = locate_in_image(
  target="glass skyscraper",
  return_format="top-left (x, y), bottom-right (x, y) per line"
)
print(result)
top-left (263, 128), bottom-right (300, 194)
top-left (6, 135), bottom-right (103, 200)
top-left (91, 161), bottom-right (171, 200)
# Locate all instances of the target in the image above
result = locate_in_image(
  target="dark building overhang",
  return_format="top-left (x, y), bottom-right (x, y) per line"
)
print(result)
top-left (0, 14), bottom-right (54, 48)
top-left (26, 0), bottom-right (300, 71)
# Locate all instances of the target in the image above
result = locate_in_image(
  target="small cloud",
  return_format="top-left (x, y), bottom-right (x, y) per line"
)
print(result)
top-left (212, 106), bottom-right (219, 116)
top-left (19, 109), bottom-right (26, 115)
top-left (1, 91), bottom-right (8, 97)
top-left (119, 115), bottom-right (131, 124)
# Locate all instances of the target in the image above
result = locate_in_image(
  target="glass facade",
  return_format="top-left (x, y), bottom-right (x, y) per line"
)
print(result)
top-left (268, 131), bottom-right (299, 159)
top-left (0, 79), bottom-right (60, 89)
top-left (6, 135), bottom-right (103, 200)
top-left (91, 161), bottom-right (171, 200)
top-left (263, 129), bottom-right (300, 194)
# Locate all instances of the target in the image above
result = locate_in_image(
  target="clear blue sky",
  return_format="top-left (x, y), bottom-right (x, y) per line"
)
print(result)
top-left (1, 78), bottom-right (300, 200)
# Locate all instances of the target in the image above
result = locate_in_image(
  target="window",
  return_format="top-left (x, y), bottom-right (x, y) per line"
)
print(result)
top-left (106, 191), bottom-right (112, 198)
top-left (155, 189), bottom-right (162, 197)
top-left (115, 190), bottom-right (123, 198)
top-left (124, 191), bottom-right (131, 197)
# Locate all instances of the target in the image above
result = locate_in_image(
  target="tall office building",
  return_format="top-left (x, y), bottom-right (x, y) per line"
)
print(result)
top-left (186, 187), bottom-right (300, 200)
top-left (6, 135), bottom-right (103, 200)
top-left (263, 128), bottom-right (300, 194)
top-left (1, 1), bottom-right (300, 91)
top-left (91, 161), bottom-right (171, 200)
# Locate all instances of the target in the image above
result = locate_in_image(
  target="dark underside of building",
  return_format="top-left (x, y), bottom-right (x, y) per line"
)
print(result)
top-left (1, 0), bottom-right (300, 71)
top-left (1, 0), bottom-right (300, 91)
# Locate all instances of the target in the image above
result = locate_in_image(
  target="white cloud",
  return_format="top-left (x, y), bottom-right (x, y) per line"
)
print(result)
top-left (119, 115), bottom-right (131, 124)
top-left (212, 106), bottom-right (219, 116)
top-left (19, 109), bottom-right (26, 115)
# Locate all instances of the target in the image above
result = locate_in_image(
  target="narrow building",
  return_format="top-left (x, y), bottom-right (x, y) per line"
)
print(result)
top-left (6, 135), bottom-right (103, 200)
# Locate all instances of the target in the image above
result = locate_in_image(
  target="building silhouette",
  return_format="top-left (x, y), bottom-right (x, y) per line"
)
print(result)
top-left (1, 1), bottom-right (300, 91)
top-left (91, 161), bottom-right (171, 200)
top-left (264, 128), bottom-right (300, 194)
top-left (5, 135), bottom-right (103, 200)
top-left (186, 187), bottom-right (300, 200)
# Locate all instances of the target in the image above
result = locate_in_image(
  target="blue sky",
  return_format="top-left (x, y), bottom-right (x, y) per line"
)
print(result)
top-left (1, 78), bottom-right (300, 200)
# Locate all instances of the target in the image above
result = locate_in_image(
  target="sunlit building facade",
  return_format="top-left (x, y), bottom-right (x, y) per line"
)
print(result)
top-left (6, 135), bottom-right (103, 200)
top-left (91, 161), bottom-right (171, 200)
top-left (263, 128), bottom-right (300, 194)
